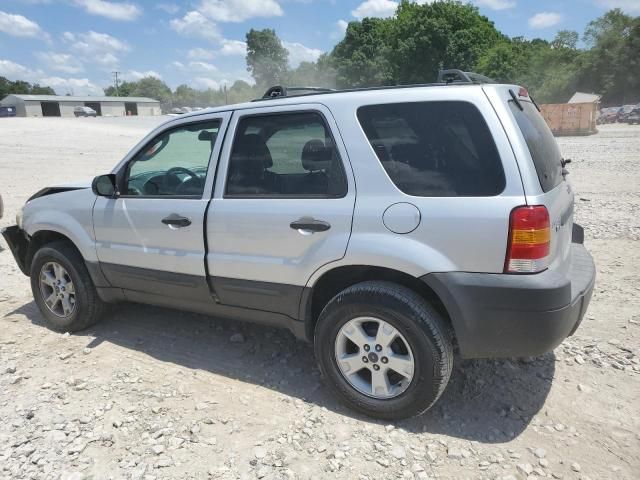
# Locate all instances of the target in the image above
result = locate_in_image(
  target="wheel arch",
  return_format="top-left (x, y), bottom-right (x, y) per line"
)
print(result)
top-left (23, 229), bottom-right (109, 288)
top-left (302, 265), bottom-right (454, 343)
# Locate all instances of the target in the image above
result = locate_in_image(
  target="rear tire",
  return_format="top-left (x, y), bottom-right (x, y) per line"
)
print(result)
top-left (30, 241), bottom-right (106, 332)
top-left (314, 281), bottom-right (453, 420)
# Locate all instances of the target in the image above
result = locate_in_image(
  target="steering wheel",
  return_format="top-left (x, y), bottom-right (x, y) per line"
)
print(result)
top-left (162, 166), bottom-right (199, 194)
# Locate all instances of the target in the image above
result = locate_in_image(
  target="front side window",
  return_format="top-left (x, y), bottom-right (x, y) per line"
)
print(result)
top-left (357, 101), bottom-right (505, 197)
top-left (125, 120), bottom-right (220, 197)
top-left (225, 112), bottom-right (347, 197)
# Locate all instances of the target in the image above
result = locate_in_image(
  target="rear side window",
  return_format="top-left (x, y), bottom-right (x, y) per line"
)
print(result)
top-left (357, 101), bottom-right (505, 197)
top-left (225, 112), bottom-right (347, 197)
top-left (509, 100), bottom-right (563, 192)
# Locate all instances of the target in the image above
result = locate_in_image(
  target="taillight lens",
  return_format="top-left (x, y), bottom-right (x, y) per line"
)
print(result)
top-left (505, 205), bottom-right (550, 273)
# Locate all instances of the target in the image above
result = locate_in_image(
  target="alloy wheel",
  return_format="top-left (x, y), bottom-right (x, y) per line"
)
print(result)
top-left (334, 316), bottom-right (415, 399)
top-left (39, 261), bottom-right (76, 318)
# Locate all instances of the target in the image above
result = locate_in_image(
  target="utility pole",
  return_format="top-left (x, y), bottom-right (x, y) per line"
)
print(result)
top-left (224, 84), bottom-right (228, 105)
top-left (112, 71), bottom-right (120, 96)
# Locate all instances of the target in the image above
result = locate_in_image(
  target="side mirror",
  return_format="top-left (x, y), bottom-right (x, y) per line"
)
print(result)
top-left (91, 174), bottom-right (118, 198)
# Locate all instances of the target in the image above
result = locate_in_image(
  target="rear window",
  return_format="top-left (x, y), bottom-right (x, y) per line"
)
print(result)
top-left (509, 100), bottom-right (563, 192)
top-left (357, 101), bottom-right (505, 197)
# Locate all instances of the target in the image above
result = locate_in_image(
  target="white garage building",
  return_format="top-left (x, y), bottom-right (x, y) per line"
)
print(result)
top-left (0, 94), bottom-right (161, 117)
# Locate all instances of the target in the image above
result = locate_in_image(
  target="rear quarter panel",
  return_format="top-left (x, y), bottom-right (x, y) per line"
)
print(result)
top-left (307, 86), bottom-right (527, 285)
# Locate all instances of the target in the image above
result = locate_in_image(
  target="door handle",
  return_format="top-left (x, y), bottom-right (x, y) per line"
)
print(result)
top-left (162, 213), bottom-right (191, 228)
top-left (290, 217), bottom-right (331, 233)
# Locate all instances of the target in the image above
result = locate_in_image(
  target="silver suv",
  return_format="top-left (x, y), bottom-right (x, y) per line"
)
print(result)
top-left (2, 80), bottom-right (595, 419)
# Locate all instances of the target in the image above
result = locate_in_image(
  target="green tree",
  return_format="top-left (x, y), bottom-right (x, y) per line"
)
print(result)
top-left (286, 54), bottom-right (337, 88)
top-left (391, 0), bottom-right (504, 84)
top-left (330, 0), bottom-right (503, 87)
top-left (578, 9), bottom-right (640, 104)
top-left (330, 17), bottom-right (394, 88)
top-left (129, 77), bottom-right (172, 104)
top-left (246, 28), bottom-right (289, 87)
top-left (174, 84), bottom-right (198, 107)
top-left (0, 76), bottom-right (56, 98)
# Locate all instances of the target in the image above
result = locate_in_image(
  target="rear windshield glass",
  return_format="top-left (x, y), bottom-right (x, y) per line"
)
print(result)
top-left (357, 101), bottom-right (505, 197)
top-left (509, 100), bottom-right (563, 192)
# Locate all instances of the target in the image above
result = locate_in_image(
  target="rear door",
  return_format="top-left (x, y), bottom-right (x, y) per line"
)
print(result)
top-left (206, 103), bottom-right (355, 318)
top-left (487, 87), bottom-right (574, 274)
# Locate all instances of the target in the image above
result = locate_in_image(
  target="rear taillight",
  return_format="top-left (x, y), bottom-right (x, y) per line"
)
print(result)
top-left (505, 205), bottom-right (550, 273)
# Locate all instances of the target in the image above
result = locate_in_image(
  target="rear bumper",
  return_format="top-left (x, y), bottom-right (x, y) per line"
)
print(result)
top-left (421, 232), bottom-right (595, 359)
top-left (1, 225), bottom-right (29, 275)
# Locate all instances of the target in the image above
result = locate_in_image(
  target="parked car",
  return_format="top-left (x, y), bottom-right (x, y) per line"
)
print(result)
top-left (617, 104), bottom-right (637, 123)
top-left (627, 107), bottom-right (640, 125)
top-left (598, 107), bottom-right (619, 124)
top-left (74, 106), bottom-right (97, 117)
top-left (2, 75), bottom-right (595, 420)
top-left (0, 106), bottom-right (16, 117)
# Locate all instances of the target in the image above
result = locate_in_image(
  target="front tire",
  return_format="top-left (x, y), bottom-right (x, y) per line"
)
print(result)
top-left (314, 281), bottom-right (453, 420)
top-left (30, 241), bottom-right (106, 332)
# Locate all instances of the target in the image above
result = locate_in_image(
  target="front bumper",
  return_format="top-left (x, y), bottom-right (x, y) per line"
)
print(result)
top-left (421, 231), bottom-right (595, 359)
top-left (1, 225), bottom-right (29, 275)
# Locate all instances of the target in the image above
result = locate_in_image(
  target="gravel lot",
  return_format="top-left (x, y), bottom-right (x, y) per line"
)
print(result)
top-left (0, 118), bottom-right (638, 480)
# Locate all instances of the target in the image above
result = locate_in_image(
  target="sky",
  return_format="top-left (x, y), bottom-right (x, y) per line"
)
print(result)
top-left (0, 0), bottom-right (638, 95)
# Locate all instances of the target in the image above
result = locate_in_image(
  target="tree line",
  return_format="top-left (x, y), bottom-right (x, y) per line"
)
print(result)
top-left (3, 1), bottom-right (637, 108)
top-left (0, 77), bottom-right (55, 98)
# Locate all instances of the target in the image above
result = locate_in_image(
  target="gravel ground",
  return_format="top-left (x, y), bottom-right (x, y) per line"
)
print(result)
top-left (0, 118), bottom-right (638, 480)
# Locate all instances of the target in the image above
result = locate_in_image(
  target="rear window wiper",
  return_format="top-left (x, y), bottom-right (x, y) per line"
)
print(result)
top-left (509, 89), bottom-right (523, 111)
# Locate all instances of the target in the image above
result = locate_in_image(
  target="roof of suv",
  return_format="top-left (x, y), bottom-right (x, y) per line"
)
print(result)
top-left (174, 83), bottom-right (515, 120)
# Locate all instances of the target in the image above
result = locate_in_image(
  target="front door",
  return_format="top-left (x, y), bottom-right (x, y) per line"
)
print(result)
top-left (93, 113), bottom-right (230, 300)
top-left (207, 104), bottom-right (355, 318)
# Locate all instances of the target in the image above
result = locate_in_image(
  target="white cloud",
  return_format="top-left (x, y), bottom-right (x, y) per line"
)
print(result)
top-left (36, 52), bottom-right (84, 74)
top-left (351, 0), bottom-right (398, 19)
top-left (282, 41), bottom-right (322, 67)
top-left (188, 47), bottom-right (215, 60)
top-left (474, 0), bottom-right (516, 9)
top-left (124, 70), bottom-right (162, 80)
top-left (331, 19), bottom-right (349, 40)
top-left (65, 31), bottom-right (129, 69)
top-left (156, 3), bottom-right (180, 14)
top-left (193, 77), bottom-right (220, 89)
top-left (39, 76), bottom-right (104, 95)
top-left (197, 0), bottom-right (284, 23)
top-left (0, 11), bottom-right (49, 40)
top-left (0, 59), bottom-right (40, 80)
top-left (170, 11), bottom-right (221, 42)
top-left (595, 0), bottom-right (640, 13)
top-left (73, 0), bottom-right (142, 21)
top-left (528, 12), bottom-right (562, 29)
top-left (189, 61), bottom-right (218, 72)
top-left (219, 39), bottom-right (246, 56)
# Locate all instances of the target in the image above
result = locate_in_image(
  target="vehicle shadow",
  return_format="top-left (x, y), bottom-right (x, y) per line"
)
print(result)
top-left (8, 300), bottom-right (555, 443)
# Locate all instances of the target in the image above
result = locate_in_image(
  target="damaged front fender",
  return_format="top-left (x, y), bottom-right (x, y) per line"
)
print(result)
top-left (1, 226), bottom-right (29, 275)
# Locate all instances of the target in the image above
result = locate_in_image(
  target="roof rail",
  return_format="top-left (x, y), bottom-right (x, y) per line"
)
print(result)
top-left (437, 69), bottom-right (495, 84)
top-left (260, 85), bottom-right (336, 100)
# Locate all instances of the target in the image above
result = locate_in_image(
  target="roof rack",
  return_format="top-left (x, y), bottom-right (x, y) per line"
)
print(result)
top-left (437, 69), bottom-right (495, 84)
top-left (253, 70), bottom-right (495, 102)
top-left (260, 85), bottom-right (336, 100)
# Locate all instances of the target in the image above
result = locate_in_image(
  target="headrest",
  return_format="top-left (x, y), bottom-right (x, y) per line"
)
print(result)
top-left (301, 139), bottom-right (333, 171)
top-left (233, 133), bottom-right (273, 169)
